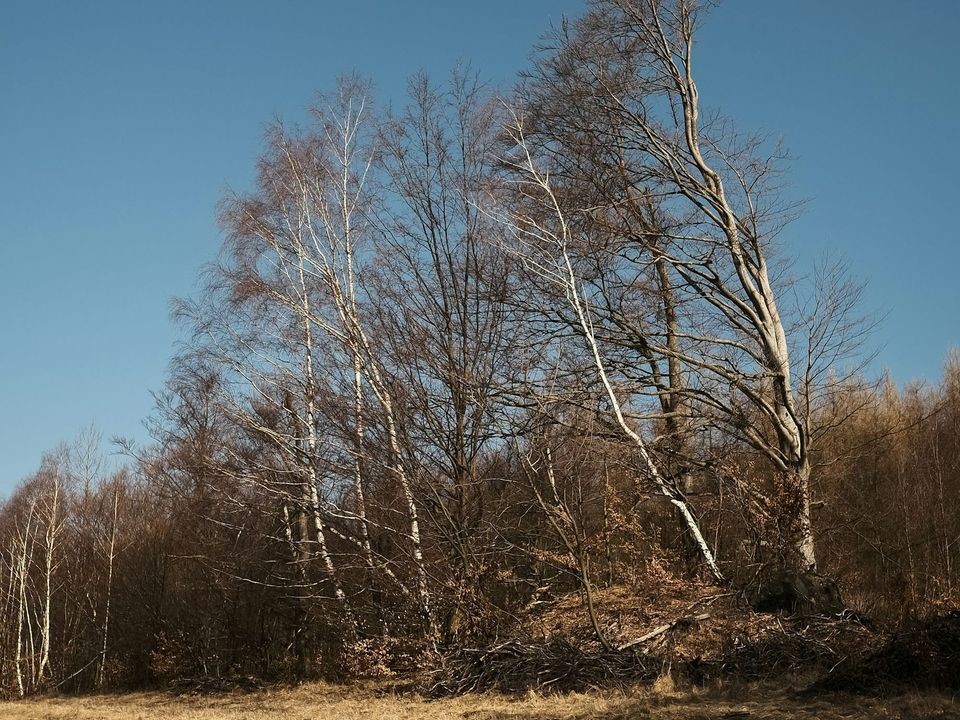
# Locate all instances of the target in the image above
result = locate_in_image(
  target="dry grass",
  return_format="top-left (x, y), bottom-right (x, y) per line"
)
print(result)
top-left (2, 681), bottom-right (957, 720)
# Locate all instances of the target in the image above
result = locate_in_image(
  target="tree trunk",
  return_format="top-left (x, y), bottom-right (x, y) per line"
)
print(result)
top-left (794, 460), bottom-right (817, 572)
top-left (98, 485), bottom-right (119, 688)
top-left (39, 477), bottom-right (59, 683)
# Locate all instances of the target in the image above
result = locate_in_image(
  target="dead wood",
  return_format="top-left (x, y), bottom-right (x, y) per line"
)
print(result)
top-left (618, 613), bottom-right (711, 651)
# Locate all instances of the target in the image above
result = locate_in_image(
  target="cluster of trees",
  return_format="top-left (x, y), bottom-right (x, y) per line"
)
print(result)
top-left (816, 355), bottom-right (960, 620)
top-left (1, 0), bottom-right (956, 695)
top-left (0, 432), bottom-right (135, 694)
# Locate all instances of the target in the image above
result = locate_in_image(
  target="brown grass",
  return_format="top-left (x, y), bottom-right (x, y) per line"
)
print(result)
top-left (1, 681), bottom-right (957, 720)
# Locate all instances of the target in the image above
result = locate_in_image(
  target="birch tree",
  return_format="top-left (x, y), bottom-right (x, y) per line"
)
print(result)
top-left (208, 76), bottom-right (439, 641)
top-left (37, 463), bottom-right (63, 684)
top-left (497, 117), bottom-right (724, 582)
top-left (97, 475), bottom-right (122, 688)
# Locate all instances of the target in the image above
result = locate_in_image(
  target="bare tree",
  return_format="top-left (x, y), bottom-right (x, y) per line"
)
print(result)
top-left (373, 70), bottom-right (516, 635)
top-left (510, 0), bottom-right (870, 572)
top-left (97, 474), bottom-right (122, 688)
top-left (494, 116), bottom-right (724, 582)
top-left (37, 459), bottom-right (64, 683)
top-left (205, 76), bottom-right (440, 642)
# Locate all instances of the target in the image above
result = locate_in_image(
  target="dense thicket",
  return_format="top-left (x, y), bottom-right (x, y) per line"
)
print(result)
top-left (2, 0), bottom-right (956, 696)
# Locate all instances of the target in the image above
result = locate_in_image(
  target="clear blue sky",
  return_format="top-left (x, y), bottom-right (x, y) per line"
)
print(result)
top-left (2, 1), bottom-right (958, 496)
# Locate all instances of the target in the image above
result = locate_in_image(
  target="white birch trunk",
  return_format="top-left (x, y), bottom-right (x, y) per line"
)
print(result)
top-left (504, 127), bottom-right (725, 583)
top-left (97, 485), bottom-right (119, 688)
top-left (351, 349), bottom-right (374, 574)
top-left (342, 230), bottom-right (375, 575)
top-left (14, 500), bottom-right (37, 696)
top-left (381, 386), bottom-right (436, 640)
top-left (351, 319), bottom-right (436, 635)
top-left (296, 251), bottom-right (354, 629)
top-left (38, 473), bottom-right (60, 683)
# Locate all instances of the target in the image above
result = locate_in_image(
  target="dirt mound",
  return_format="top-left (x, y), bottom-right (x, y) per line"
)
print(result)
top-left (809, 611), bottom-right (960, 695)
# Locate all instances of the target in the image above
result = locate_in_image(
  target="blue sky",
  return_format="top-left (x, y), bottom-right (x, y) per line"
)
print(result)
top-left (2, 1), bottom-right (958, 495)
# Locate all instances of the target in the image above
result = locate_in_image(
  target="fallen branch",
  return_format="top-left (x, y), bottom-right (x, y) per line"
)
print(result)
top-left (618, 613), bottom-right (711, 652)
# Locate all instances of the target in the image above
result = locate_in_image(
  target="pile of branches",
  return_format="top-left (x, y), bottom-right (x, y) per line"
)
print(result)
top-left (693, 612), bottom-right (878, 682)
top-left (810, 610), bottom-right (960, 695)
top-left (166, 675), bottom-right (265, 695)
top-left (425, 637), bottom-right (661, 695)
top-left (426, 612), bottom-right (880, 696)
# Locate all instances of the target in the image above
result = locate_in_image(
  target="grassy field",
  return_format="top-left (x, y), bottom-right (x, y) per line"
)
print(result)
top-left (1, 681), bottom-right (957, 720)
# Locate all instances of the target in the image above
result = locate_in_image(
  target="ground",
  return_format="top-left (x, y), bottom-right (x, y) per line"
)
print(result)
top-left (2, 681), bottom-right (957, 720)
